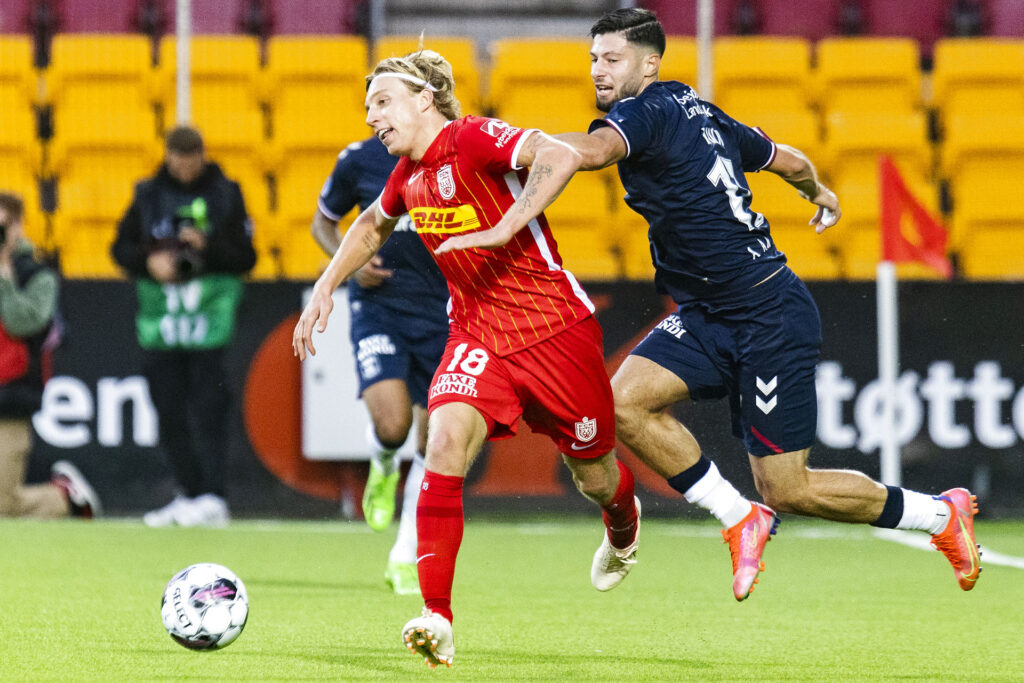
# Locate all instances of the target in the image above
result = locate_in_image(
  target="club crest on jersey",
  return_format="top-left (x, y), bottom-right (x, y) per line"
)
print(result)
top-left (574, 417), bottom-right (597, 443)
top-left (437, 164), bottom-right (455, 199)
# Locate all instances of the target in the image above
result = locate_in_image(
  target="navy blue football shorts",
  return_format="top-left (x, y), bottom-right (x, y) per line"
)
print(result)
top-left (631, 268), bottom-right (822, 457)
top-left (348, 300), bottom-right (449, 406)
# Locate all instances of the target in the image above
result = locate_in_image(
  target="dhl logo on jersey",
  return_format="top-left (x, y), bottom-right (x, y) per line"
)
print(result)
top-left (409, 205), bottom-right (481, 234)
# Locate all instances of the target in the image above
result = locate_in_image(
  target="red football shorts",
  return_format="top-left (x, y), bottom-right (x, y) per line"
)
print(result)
top-left (427, 316), bottom-right (615, 458)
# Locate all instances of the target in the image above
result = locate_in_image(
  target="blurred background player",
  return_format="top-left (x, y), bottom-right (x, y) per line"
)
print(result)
top-left (0, 191), bottom-right (100, 519)
top-left (112, 126), bottom-right (256, 527)
top-left (556, 9), bottom-right (979, 597)
top-left (294, 51), bottom-right (641, 669)
top-left (311, 133), bottom-right (450, 595)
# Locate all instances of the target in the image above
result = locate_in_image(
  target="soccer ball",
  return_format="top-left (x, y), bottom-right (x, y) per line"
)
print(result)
top-left (161, 563), bottom-right (249, 650)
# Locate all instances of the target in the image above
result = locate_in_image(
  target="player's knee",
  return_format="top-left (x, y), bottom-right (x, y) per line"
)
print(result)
top-left (573, 473), bottom-right (613, 505)
top-left (372, 422), bottom-right (411, 450)
top-left (758, 483), bottom-right (812, 515)
top-left (423, 427), bottom-right (471, 476)
top-left (0, 494), bottom-right (18, 517)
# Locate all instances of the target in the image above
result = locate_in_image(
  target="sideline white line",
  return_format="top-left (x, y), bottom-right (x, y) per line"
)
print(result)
top-left (874, 528), bottom-right (1024, 571)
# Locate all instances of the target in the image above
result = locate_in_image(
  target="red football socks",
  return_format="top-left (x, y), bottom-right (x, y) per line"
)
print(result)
top-left (602, 460), bottom-right (639, 549)
top-left (415, 469), bottom-right (465, 624)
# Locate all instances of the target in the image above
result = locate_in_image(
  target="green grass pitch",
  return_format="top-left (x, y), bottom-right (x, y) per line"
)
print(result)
top-left (1, 517), bottom-right (1022, 681)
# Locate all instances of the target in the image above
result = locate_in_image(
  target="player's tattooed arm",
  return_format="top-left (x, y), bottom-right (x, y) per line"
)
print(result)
top-left (434, 132), bottom-right (581, 254)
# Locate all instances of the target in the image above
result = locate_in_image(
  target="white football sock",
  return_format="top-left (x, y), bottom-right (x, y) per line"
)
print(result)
top-left (896, 488), bottom-right (951, 535)
top-left (366, 424), bottom-right (400, 476)
top-left (683, 461), bottom-right (753, 528)
top-left (388, 452), bottom-right (425, 564)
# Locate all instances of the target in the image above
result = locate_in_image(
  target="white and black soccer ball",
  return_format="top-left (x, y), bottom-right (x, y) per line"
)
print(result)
top-left (161, 563), bottom-right (249, 650)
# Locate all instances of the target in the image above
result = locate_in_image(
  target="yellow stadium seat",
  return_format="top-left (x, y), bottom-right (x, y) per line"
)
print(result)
top-left (374, 36), bottom-right (482, 114)
top-left (247, 216), bottom-right (281, 281)
top-left (943, 114), bottom-right (1024, 279)
top-left (815, 38), bottom-right (922, 116)
top-left (607, 175), bottom-right (655, 280)
top-left (275, 214), bottom-right (336, 280)
top-left (197, 112), bottom-right (270, 220)
top-left (51, 182), bottom-right (130, 279)
top-left (47, 34), bottom-right (154, 122)
top-left (0, 36), bottom-right (36, 105)
top-left (744, 108), bottom-right (821, 160)
top-left (266, 36), bottom-right (370, 144)
top-left (489, 38), bottom-right (599, 133)
top-left (932, 39), bottom-right (1024, 126)
top-left (0, 98), bottom-right (43, 238)
top-left (542, 169), bottom-right (619, 279)
top-left (661, 37), bottom-right (698, 87)
top-left (552, 226), bottom-right (622, 280)
top-left (941, 113), bottom-right (1024, 206)
top-left (713, 37), bottom-right (812, 121)
top-left (158, 35), bottom-right (261, 132)
top-left (772, 227), bottom-right (842, 280)
top-left (956, 227), bottom-right (1024, 280)
top-left (271, 123), bottom-right (355, 224)
top-left (824, 110), bottom-right (931, 191)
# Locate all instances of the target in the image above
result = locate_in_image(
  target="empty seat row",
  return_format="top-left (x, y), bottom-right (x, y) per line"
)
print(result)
top-left (643, 0), bottom-right (1024, 55)
top-left (0, 0), bottom-right (359, 35)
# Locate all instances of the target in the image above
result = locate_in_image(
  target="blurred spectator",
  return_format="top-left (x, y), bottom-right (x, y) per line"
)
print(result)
top-left (112, 126), bottom-right (256, 527)
top-left (0, 191), bottom-right (101, 519)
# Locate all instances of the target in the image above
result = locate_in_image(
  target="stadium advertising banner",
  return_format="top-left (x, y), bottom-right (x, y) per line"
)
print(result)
top-left (29, 280), bottom-right (1024, 516)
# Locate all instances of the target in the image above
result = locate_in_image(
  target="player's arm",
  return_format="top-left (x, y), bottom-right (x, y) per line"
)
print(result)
top-left (766, 144), bottom-right (841, 233)
top-left (433, 132), bottom-right (582, 254)
top-left (311, 210), bottom-right (343, 254)
top-left (293, 201), bottom-right (398, 360)
top-left (312, 209), bottom-right (393, 287)
top-left (554, 127), bottom-right (627, 170)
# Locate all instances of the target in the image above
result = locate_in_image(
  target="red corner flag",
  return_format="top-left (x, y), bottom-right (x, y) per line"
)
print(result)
top-left (879, 155), bottom-right (953, 278)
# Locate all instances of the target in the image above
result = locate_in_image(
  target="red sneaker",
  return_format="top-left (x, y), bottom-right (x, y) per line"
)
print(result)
top-left (721, 502), bottom-right (779, 601)
top-left (931, 488), bottom-right (981, 591)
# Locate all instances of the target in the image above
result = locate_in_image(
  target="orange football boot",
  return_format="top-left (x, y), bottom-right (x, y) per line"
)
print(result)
top-left (931, 488), bottom-right (982, 591)
top-left (722, 502), bottom-right (779, 601)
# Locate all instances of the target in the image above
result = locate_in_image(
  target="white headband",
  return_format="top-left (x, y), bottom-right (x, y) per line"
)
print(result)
top-left (368, 72), bottom-right (439, 93)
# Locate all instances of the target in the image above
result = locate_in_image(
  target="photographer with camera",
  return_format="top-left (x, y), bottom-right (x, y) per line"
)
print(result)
top-left (0, 191), bottom-right (101, 519)
top-left (112, 126), bottom-right (256, 527)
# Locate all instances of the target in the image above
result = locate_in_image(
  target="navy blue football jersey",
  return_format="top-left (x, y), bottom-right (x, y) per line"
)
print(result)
top-left (590, 81), bottom-right (787, 307)
top-left (318, 136), bottom-right (449, 319)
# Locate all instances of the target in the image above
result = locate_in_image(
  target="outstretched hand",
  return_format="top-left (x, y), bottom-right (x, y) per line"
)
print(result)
top-left (292, 287), bottom-right (334, 361)
top-left (434, 226), bottom-right (512, 255)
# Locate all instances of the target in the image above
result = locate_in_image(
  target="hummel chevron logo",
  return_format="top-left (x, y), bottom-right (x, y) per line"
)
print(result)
top-left (756, 375), bottom-right (778, 414)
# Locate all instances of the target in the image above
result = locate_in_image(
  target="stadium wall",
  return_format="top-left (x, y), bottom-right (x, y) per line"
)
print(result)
top-left (27, 280), bottom-right (1024, 517)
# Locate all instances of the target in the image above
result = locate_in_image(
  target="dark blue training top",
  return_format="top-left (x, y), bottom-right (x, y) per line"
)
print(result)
top-left (590, 81), bottom-right (788, 308)
top-left (319, 135), bottom-right (449, 320)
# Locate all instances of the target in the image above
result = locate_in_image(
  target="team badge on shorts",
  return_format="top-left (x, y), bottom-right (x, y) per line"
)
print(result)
top-left (575, 416), bottom-right (597, 442)
top-left (437, 164), bottom-right (455, 199)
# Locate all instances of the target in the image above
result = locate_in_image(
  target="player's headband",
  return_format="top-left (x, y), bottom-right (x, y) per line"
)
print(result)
top-left (368, 72), bottom-right (440, 93)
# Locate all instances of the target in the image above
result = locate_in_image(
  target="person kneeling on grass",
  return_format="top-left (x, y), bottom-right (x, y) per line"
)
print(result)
top-left (0, 191), bottom-right (101, 519)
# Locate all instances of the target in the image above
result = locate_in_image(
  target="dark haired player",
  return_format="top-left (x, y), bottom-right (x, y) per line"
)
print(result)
top-left (450, 8), bottom-right (981, 601)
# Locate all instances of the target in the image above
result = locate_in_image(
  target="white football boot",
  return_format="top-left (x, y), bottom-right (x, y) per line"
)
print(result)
top-left (591, 496), bottom-right (641, 591)
top-left (176, 493), bottom-right (230, 527)
top-left (402, 608), bottom-right (454, 669)
top-left (143, 495), bottom-right (189, 527)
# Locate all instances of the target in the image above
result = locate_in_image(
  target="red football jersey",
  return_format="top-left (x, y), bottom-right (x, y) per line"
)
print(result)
top-left (379, 116), bottom-right (595, 356)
